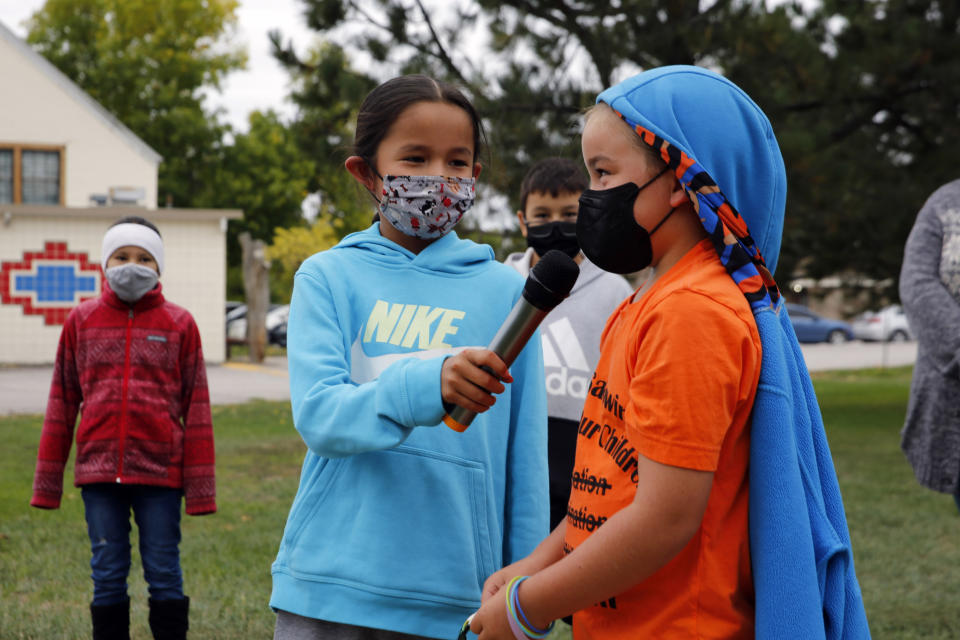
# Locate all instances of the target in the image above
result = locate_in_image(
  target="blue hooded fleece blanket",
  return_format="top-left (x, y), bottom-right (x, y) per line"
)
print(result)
top-left (599, 66), bottom-right (870, 639)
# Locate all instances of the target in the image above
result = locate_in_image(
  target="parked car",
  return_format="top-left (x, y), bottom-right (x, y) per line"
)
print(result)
top-left (786, 303), bottom-right (854, 344)
top-left (226, 304), bottom-right (289, 346)
top-left (225, 303), bottom-right (249, 343)
top-left (268, 320), bottom-right (287, 348)
top-left (852, 304), bottom-right (914, 342)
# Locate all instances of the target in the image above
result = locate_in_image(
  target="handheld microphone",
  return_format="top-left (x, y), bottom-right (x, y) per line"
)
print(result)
top-left (443, 249), bottom-right (580, 432)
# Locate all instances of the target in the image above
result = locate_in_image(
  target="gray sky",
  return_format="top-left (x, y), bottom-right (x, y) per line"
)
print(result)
top-left (0, 0), bottom-right (316, 132)
top-left (0, 0), bottom-right (822, 134)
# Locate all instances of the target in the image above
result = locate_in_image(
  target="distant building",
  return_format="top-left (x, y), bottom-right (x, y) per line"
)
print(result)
top-left (0, 21), bottom-right (241, 364)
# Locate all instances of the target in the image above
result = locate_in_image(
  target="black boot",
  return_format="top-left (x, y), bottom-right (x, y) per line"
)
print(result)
top-left (148, 596), bottom-right (189, 640)
top-left (90, 598), bottom-right (130, 640)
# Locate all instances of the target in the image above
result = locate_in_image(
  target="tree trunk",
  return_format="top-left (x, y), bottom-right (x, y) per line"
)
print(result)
top-left (239, 232), bottom-right (270, 364)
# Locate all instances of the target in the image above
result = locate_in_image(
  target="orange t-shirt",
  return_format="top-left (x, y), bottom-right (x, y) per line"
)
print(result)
top-left (563, 239), bottom-right (762, 639)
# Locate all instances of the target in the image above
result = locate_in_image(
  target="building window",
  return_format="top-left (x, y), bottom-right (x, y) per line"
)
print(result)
top-left (22, 150), bottom-right (61, 204)
top-left (0, 149), bottom-right (12, 204)
top-left (0, 145), bottom-right (64, 205)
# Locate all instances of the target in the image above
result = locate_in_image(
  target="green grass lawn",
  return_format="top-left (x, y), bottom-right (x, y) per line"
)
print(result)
top-left (1, 367), bottom-right (957, 638)
top-left (811, 367), bottom-right (960, 639)
top-left (0, 401), bottom-right (303, 639)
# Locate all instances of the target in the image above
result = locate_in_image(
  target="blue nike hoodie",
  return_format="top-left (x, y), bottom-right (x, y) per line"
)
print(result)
top-left (270, 225), bottom-right (549, 638)
top-left (599, 66), bottom-right (870, 638)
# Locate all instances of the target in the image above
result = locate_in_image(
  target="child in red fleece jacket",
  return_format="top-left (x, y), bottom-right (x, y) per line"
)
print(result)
top-left (31, 215), bottom-right (214, 640)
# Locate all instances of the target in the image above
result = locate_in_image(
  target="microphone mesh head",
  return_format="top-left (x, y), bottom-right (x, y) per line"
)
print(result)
top-left (524, 250), bottom-right (581, 310)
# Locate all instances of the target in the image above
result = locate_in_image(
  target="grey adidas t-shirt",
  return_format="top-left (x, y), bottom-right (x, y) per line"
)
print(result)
top-left (505, 248), bottom-right (635, 421)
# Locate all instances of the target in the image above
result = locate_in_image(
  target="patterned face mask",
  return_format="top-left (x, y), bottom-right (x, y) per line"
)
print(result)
top-left (377, 175), bottom-right (476, 239)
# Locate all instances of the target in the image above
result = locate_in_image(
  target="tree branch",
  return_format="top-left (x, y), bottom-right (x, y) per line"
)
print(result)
top-left (414, 0), bottom-right (470, 86)
top-left (269, 29), bottom-right (315, 73)
top-left (827, 79), bottom-right (937, 145)
top-left (346, 0), bottom-right (391, 33)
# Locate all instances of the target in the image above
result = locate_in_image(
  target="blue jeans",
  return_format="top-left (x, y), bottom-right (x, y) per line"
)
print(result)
top-left (81, 484), bottom-right (184, 606)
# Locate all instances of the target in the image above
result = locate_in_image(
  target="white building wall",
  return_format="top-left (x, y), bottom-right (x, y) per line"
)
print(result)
top-left (160, 219), bottom-right (230, 362)
top-left (0, 208), bottom-right (239, 365)
top-left (0, 27), bottom-right (159, 208)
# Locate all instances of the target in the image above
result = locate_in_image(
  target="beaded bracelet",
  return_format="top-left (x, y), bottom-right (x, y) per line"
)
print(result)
top-left (504, 575), bottom-right (554, 639)
top-left (457, 613), bottom-right (474, 640)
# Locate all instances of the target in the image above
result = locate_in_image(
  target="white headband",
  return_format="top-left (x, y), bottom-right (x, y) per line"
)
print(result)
top-left (101, 222), bottom-right (164, 274)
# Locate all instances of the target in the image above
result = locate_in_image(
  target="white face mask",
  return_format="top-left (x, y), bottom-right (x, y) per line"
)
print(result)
top-left (105, 263), bottom-right (159, 302)
top-left (377, 175), bottom-right (475, 238)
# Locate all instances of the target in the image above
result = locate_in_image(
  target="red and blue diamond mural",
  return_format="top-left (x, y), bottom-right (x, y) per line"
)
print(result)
top-left (0, 241), bottom-right (102, 325)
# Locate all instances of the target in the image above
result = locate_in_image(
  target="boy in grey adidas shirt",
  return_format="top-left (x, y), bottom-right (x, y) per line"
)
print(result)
top-left (505, 157), bottom-right (634, 529)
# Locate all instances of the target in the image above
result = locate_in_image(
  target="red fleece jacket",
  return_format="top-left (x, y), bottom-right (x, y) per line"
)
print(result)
top-left (31, 282), bottom-right (216, 515)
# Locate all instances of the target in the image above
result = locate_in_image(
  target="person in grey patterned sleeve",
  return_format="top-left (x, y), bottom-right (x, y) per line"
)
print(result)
top-left (899, 179), bottom-right (960, 512)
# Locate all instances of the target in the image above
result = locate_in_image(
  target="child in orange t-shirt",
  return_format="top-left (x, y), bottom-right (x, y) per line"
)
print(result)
top-left (468, 66), bottom-right (780, 639)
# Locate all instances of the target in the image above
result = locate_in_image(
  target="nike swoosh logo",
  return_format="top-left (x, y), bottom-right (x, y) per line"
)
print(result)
top-left (350, 334), bottom-right (473, 384)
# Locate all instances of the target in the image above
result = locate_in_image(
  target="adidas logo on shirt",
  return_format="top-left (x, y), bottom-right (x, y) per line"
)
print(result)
top-left (541, 317), bottom-right (590, 399)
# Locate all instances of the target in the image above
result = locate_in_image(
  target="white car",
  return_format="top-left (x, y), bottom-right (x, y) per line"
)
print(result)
top-left (852, 305), bottom-right (914, 342)
top-left (226, 304), bottom-right (290, 344)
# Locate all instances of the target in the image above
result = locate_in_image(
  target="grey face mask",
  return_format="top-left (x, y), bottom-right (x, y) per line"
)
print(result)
top-left (105, 263), bottom-right (159, 302)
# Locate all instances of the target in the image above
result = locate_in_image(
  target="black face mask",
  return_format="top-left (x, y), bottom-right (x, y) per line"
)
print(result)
top-left (524, 220), bottom-right (580, 258)
top-left (576, 167), bottom-right (675, 274)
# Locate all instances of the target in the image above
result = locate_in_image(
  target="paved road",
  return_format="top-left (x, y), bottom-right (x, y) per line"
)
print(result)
top-left (0, 356), bottom-right (292, 416)
top-left (0, 341), bottom-right (918, 416)
top-left (798, 340), bottom-right (917, 373)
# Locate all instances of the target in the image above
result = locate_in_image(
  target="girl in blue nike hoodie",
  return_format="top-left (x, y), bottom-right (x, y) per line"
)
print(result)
top-left (270, 75), bottom-right (549, 640)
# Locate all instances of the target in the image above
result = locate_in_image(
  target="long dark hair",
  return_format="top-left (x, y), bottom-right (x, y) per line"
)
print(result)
top-left (353, 74), bottom-right (486, 173)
